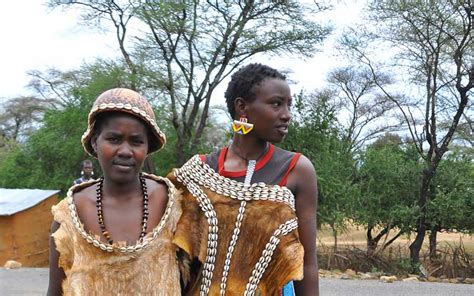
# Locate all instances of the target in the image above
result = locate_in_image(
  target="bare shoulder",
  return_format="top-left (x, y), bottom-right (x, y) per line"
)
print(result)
top-left (145, 176), bottom-right (172, 227)
top-left (295, 154), bottom-right (317, 195)
top-left (294, 154), bottom-right (316, 176)
top-left (287, 153), bottom-right (317, 195)
top-left (72, 184), bottom-right (97, 213)
top-left (145, 176), bottom-right (170, 204)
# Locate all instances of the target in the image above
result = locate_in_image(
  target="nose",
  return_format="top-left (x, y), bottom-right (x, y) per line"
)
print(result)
top-left (117, 142), bottom-right (133, 158)
top-left (281, 104), bottom-right (291, 122)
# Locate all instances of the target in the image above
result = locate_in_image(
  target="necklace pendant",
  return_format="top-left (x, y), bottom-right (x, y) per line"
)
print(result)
top-left (244, 160), bottom-right (256, 185)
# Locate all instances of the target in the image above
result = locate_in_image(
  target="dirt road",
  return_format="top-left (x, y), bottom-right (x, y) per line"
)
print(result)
top-left (1, 268), bottom-right (472, 295)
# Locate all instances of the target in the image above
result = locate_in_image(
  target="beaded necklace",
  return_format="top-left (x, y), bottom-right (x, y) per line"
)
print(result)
top-left (228, 142), bottom-right (269, 164)
top-left (96, 173), bottom-right (149, 244)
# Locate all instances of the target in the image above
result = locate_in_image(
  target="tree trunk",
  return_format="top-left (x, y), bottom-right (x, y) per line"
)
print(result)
top-left (409, 168), bottom-right (433, 265)
top-left (175, 132), bottom-right (188, 166)
top-left (367, 226), bottom-right (376, 255)
top-left (367, 226), bottom-right (389, 256)
top-left (330, 221), bottom-right (338, 253)
top-left (381, 230), bottom-right (404, 251)
top-left (409, 221), bottom-right (426, 266)
top-left (429, 226), bottom-right (438, 260)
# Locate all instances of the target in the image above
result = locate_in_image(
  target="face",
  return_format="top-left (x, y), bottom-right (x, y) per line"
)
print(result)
top-left (92, 113), bottom-right (149, 183)
top-left (82, 162), bottom-right (93, 178)
top-left (243, 78), bottom-right (292, 143)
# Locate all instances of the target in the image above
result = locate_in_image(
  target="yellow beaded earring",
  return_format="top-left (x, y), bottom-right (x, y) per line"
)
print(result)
top-left (232, 115), bottom-right (254, 135)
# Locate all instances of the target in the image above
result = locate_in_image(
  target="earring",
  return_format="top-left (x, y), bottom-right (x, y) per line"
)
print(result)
top-left (91, 171), bottom-right (94, 176)
top-left (232, 115), bottom-right (254, 135)
top-left (81, 171), bottom-right (84, 176)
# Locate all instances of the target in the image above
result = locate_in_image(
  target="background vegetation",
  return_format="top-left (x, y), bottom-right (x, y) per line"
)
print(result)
top-left (1, 0), bottom-right (472, 276)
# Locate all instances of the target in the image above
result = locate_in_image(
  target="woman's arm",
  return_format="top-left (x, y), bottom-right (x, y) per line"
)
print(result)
top-left (290, 155), bottom-right (319, 296)
top-left (47, 221), bottom-right (65, 296)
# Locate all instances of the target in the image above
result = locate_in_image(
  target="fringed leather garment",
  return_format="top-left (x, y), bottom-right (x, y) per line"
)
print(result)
top-left (169, 154), bottom-right (304, 296)
top-left (51, 174), bottom-right (183, 295)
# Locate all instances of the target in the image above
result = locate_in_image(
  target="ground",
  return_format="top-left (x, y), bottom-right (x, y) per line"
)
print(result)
top-left (1, 268), bottom-right (473, 295)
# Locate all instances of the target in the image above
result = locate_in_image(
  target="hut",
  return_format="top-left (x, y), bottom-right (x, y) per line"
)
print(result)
top-left (0, 188), bottom-right (60, 267)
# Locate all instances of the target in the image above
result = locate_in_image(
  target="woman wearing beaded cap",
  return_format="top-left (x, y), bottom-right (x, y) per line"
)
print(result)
top-left (47, 88), bottom-right (183, 295)
top-left (169, 64), bottom-right (319, 295)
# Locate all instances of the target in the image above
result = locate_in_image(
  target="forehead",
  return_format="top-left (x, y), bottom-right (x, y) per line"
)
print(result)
top-left (100, 112), bottom-right (148, 132)
top-left (253, 78), bottom-right (291, 99)
top-left (83, 163), bottom-right (93, 168)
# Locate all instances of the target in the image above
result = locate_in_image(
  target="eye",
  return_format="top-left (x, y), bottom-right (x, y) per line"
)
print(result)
top-left (133, 140), bottom-right (144, 145)
top-left (272, 101), bottom-right (282, 107)
top-left (107, 136), bottom-right (120, 144)
top-left (131, 137), bottom-right (146, 146)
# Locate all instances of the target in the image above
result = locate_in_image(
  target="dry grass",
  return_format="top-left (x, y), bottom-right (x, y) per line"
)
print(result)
top-left (318, 225), bottom-right (474, 252)
top-left (317, 224), bottom-right (474, 278)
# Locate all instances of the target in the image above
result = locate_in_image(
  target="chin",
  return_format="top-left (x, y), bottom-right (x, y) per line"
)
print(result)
top-left (266, 135), bottom-right (285, 143)
top-left (109, 171), bottom-right (139, 183)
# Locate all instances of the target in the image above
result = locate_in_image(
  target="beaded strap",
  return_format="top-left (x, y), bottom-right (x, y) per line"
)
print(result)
top-left (219, 160), bottom-right (255, 295)
top-left (244, 218), bottom-right (299, 295)
top-left (175, 168), bottom-right (218, 295)
top-left (66, 174), bottom-right (176, 254)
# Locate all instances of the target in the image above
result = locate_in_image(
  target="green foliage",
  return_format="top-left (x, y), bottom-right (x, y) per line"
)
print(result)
top-left (0, 60), bottom-right (161, 193)
top-left (280, 91), bottom-right (357, 231)
top-left (0, 136), bottom-right (19, 168)
top-left (0, 105), bottom-right (90, 192)
top-left (354, 142), bottom-right (421, 234)
top-left (0, 59), bottom-right (221, 192)
top-left (430, 154), bottom-right (474, 233)
top-left (148, 126), bottom-right (179, 177)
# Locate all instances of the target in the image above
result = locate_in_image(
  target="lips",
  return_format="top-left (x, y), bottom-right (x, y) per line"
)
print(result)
top-left (112, 160), bottom-right (135, 169)
top-left (276, 124), bottom-right (289, 135)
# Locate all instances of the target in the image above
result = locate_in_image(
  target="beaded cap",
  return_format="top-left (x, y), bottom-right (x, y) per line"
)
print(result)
top-left (81, 88), bottom-right (166, 157)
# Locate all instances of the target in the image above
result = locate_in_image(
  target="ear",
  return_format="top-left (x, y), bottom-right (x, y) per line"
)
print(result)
top-left (91, 136), bottom-right (98, 153)
top-left (234, 97), bottom-right (247, 118)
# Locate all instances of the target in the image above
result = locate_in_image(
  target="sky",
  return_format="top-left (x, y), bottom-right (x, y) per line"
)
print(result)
top-left (0, 1), bottom-right (364, 105)
top-left (0, 1), bottom-right (117, 100)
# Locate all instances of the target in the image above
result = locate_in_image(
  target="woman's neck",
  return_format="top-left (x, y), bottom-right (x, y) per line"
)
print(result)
top-left (230, 136), bottom-right (269, 161)
top-left (101, 175), bottom-right (142, 200)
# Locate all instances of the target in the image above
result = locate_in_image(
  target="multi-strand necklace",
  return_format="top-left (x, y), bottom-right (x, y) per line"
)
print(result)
top-left (96, 173), bottom-right (149, 244)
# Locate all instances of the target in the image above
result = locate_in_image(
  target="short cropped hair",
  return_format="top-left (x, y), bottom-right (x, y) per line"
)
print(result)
top-left (225, 63), bottom-right (286, 119)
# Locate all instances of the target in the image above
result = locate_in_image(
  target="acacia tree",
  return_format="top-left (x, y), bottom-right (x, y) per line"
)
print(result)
top-left (327, 67), bottom-right (400, 153)
top-left (0, 96), bottom-right (54, 142)
top-left (355, 136), bottom-right (421, 255)
top-left (49, 0), bottom-right (330, 163)
top-left (342, 1), bottom-right (473, 265)
top-left (428, 153), bottom-right (474, 258)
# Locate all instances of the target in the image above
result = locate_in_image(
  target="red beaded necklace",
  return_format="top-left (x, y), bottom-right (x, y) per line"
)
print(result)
top-left (96, 173), bottom-right (149, 244)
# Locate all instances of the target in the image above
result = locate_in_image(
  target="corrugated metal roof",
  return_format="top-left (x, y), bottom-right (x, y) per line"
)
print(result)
top-left (0, 188), bottom-right (60, 216)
